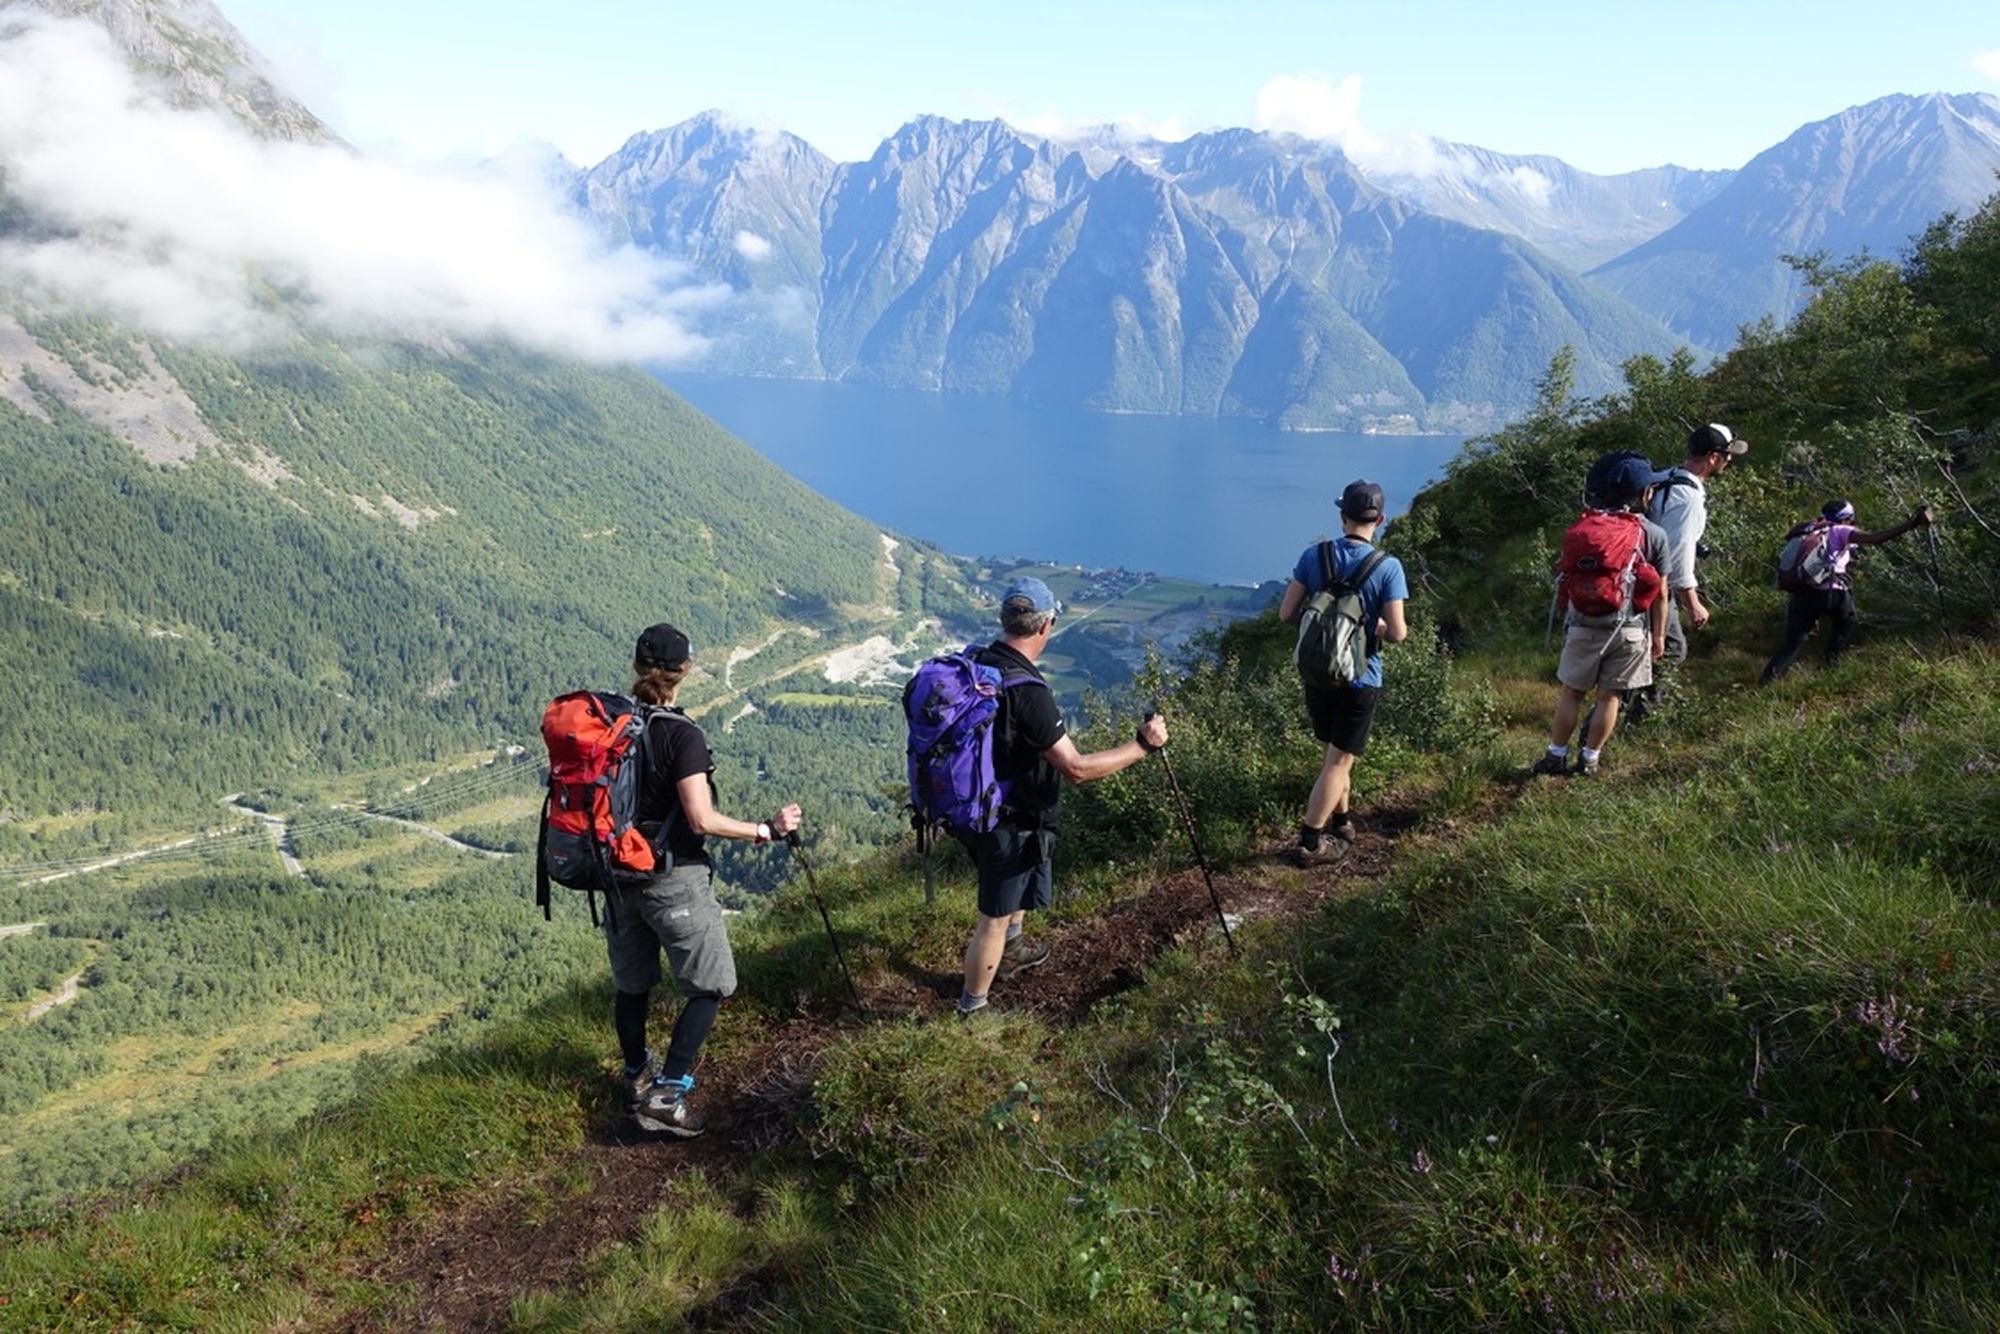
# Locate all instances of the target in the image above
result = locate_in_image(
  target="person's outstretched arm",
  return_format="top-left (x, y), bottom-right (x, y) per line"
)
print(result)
top-left (677, 775), bottom-right (800, 842)
top-left (1850, 505), bottom-right (1935, 547)
top-left (1045, 715), bottom-right (1169, 785)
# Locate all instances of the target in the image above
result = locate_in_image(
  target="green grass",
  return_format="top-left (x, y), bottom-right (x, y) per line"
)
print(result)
top-left (4, 633), bottom-right (1995, 1329)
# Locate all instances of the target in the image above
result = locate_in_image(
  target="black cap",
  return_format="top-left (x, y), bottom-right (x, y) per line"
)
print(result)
top-left (1340, 479), bottom-right (1385, 522)
top-left (634, 622), bottom-right (690, 668)
top-left (1687, 423), bottom-right (1749, 457)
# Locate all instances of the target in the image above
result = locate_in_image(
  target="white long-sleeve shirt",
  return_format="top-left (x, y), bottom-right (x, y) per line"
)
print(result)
top-left (1648, 470), bottom-right (1706, 592)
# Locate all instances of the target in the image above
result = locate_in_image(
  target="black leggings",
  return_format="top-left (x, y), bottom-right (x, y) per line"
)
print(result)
top-left (615, 989), bottom-right (723, 1081)
top-left (1762, 589), bottom-right (1856, 683)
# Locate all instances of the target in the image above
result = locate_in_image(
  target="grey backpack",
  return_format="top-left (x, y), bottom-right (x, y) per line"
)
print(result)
top-left (1295, 542), bottom-right (1389, 688)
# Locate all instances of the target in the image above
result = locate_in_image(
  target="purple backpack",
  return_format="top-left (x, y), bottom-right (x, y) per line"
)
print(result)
top-left (903, 646), bottom-right (1037, 838)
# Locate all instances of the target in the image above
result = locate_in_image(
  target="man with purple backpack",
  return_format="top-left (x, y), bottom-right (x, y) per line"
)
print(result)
top-left (908, 576), bottom-right (1168, 1018)
top-left (1760, 499), bottom-right (1933, 683)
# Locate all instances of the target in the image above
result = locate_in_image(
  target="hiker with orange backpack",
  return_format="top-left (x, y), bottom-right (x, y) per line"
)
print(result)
top-left (539, 623), bottom-right (801, 1138)
top-left (1533, 457), bottom-right (1672, 778)
top-left (1760, 500), bottom-right (1934, 683)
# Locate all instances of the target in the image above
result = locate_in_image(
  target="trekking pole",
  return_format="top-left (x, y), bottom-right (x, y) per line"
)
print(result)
top-left (1145, 710), bottom-right (1238, 957)
top-left (1922, 508), bottom-right (1946, 621)
top-left (785, 831), bottom-right (867, 1017)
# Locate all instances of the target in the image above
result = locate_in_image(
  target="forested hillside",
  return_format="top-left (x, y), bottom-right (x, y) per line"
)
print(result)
top-left (0, 310), bottom-right (973, 854)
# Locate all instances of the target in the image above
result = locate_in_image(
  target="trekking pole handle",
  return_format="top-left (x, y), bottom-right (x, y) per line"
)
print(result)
top-left (1140, 706), bottom-right (1165, 754)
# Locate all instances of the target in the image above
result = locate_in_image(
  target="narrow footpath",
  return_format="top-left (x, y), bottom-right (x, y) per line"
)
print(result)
top-left (330, 799), bottom-right (1438, 1332)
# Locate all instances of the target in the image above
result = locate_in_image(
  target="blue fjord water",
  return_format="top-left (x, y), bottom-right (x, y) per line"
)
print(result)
top-left (658, 373), bottom-right (1465, 586)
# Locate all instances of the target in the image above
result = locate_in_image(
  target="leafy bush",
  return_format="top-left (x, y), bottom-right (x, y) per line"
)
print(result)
top-left (809, 1018), bottom-right (1034, 1190)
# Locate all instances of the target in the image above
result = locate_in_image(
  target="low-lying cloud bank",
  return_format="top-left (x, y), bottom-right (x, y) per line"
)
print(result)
top-left (0, 15), bottom-right (717, 362)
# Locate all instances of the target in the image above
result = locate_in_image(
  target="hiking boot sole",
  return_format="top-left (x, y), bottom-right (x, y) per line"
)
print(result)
top-left (633, 1109), bottom-right (706, 1138)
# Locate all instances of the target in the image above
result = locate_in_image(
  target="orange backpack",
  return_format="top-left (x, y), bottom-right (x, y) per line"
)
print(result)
top-left (535, 691), bottom-right (678, 922)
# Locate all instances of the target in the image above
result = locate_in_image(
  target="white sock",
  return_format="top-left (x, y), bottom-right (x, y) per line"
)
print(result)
top-left (1005, 922), bottom-right (1022, 943)
top-left (1547, 744), bottom-right (1568, 760)
top-left (958, 991), bottom-right (989, 1014)
top-left (1581, 746), bottom-right (1601, 763)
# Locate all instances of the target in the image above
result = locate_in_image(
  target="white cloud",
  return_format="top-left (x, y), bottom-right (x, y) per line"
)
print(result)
top-left (1506, 165), bottom-right (1554, 205)
top-left (1009, 111), bottom-right (1195, 145)
top-left (1251, 73), bottom-right (1440, 176)
top-left (733, 230), bottom-right (774, 261)
top-left (0, 16), bottom-right (717, 363)
top-left (1975, 49), bottom-right (2000, 82)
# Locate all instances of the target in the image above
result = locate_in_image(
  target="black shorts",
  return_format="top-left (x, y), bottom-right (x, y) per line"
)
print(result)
top-left (1303, 684), bottom-right (1381, 755)
top-left (956, 824), bottom-right (1054, 919)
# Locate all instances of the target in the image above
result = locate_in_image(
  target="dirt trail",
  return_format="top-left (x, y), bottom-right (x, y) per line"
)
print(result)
top-left (223, 797), bottom-right (305, 877)
top-left (345, 808), bottom-right (514, 860)
top-left (0, 921), bottom-right (46, 940)
top-left (23, 969), bottom-right (84, 1021)
top-left (330, 808), bottom-right (1423, 1332)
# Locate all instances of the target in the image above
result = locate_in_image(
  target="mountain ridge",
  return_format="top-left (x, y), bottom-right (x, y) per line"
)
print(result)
top-left (580, 93), bottom-right (2000, 429)
top-left (1590, 91), bottom-right (2000, 347)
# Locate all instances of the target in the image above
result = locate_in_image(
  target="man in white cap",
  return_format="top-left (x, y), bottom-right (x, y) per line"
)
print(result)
top-left (1633, 423), bottom-right (1748, 716)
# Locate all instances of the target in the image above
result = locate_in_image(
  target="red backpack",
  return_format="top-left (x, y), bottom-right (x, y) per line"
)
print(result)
top-left (1557, 510), bottom-right (1662, 619)
top-left (535, 691), bottom-right (680, 922)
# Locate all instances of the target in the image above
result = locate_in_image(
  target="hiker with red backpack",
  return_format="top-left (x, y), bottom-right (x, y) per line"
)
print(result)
top-left (1760, 500), bottom-right (1934, 684)
top-left (1279, 480), bottom-right (1409, 866)
top-left (1534, 457), bottom-right (1672, 777)
top-left (905, 577), bottom-right (1168, 1018)
top-left (539, 623), bottom-right (802, 1138)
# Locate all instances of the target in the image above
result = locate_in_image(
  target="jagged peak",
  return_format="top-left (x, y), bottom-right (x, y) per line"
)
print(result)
top-left (7, 0), bottom-right (336, 143)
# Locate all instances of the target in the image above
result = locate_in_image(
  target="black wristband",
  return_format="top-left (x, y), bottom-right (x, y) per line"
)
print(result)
top-left (1135, 725), bottom-right (1161, 753)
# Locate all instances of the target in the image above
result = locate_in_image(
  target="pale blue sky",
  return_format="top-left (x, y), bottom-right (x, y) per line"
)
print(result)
top-left (225, 1), bottom-right (2000, 172)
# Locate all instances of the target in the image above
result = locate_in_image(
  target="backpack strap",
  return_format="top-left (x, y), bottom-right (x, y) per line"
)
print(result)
top-left (535, 793), bottom-right (553, 922)
top-left (1316, 539), bottom-right (1336, 590)
top-left (1334, 546), bottom-right (1390, 595)
top-left (636, 704), bottom-right (709, 860)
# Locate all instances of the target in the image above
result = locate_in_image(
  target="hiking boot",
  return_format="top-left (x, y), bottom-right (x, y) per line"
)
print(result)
top-left (994, 936), bottom-right (1051, 982)
top-left (634, 1075), bottom-right (705, 1138)
top-left (1571, 754), bottom-right (1601, 778)
top-left (620, 1050), bottom-right (660, 1108)
top-left (956, 993), bottom-right (998, 1023)
top-left (1531, 752), bottom-right (1570, 777)
top-left (1295, 837), bottom-right (1351, 868)
top-left (1327, 820), bottom-right (1358, 845)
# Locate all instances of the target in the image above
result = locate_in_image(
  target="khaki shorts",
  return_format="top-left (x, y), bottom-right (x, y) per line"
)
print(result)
top-left (1557, 621), bottom-right (1653, 693)
top-left (603, 862), bottom-right (737, 998)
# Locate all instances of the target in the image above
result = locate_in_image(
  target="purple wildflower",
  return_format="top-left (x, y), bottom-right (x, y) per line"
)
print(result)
top-left (1855, 994), bottom-right (1921, 1063)
top-left (1412, 1148), bottom-right (1433, 1175)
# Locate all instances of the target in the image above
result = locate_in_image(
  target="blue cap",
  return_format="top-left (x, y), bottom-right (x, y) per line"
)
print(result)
top-left (1607, 456), bottom-right (1673, 503)
top-left (1001, 576), bottom-right (1059, 613)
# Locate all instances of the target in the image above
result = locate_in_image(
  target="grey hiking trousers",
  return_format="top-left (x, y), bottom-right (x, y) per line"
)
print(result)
top-left (603, 862), bottom-right (737, 998)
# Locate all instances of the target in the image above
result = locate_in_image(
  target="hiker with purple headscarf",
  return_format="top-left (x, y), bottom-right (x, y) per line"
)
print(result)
top-left (1761, 499), bottom-right (1934, 683)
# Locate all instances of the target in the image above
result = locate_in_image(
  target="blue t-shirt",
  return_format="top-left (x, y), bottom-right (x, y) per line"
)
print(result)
top-left (1291, 537), bottom-right (1410, 689)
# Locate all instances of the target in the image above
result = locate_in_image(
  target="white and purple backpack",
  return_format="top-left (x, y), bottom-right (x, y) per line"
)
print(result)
top-left (1777, 520), bottom-right (1842, 592)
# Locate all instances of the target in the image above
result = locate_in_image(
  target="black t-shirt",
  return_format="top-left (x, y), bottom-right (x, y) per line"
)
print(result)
top-left (976, 642), bottom-right (1067, 830)
top-left (638, 708), bottom-right (715, 865)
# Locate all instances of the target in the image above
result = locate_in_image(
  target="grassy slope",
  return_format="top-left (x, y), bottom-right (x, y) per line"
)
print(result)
top-left (2, 621), bottom-right (1994, 1329)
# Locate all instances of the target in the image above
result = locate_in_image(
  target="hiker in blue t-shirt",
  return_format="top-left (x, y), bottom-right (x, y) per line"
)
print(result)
top-left (1278, 480), bottom-right (1410, 866)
